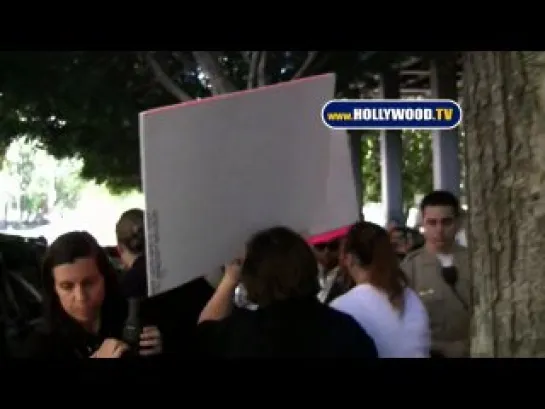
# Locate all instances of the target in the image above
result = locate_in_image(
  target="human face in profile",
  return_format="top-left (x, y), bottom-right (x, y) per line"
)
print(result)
top-left (53, 257), bottom-right (105, 329)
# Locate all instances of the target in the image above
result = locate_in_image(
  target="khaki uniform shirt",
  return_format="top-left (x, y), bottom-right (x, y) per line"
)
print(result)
top-left (401, 245), bottom-right (470, 357)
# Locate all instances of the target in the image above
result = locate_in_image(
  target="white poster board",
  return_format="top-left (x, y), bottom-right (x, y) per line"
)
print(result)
top-left (139, 74), bottom-right (336, 296)
top-left (310, 130), bottom-right (361, 236)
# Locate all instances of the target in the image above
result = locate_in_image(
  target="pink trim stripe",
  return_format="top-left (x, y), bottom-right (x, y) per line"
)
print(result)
top-left (307, 225), bottom-right (351, 246)
top-left (141, 73), bottom-right (334, 116)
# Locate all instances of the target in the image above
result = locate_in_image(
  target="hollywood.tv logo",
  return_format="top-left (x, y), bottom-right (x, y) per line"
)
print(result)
top-left (321, 99), bottom-right (462, 130)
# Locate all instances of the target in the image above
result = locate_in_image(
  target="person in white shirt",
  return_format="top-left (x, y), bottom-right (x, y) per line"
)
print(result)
top-left (330, 221), bottom-right (431, 358)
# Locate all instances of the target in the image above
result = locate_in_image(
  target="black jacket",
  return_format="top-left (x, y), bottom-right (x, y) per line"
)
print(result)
top-left (18, 306), bottom-right (128, 359)
top-left (142, 277), bottom-right (215, 356)
top-left (196, 297), bottom-right (378, 358)
top-left (116, 254), bottom-right (215, 355)
top-left (121, 255), bottom-right (148, 299)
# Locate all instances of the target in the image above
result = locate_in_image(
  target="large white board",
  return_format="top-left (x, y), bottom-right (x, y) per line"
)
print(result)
top-left (139, 74), bottom-right (336, 296)
top-left (310, 130), bottom-right (361, 236)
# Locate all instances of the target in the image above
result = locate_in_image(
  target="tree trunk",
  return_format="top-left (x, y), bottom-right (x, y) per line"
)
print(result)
top-left (463, 51), bottom-right (545, 357)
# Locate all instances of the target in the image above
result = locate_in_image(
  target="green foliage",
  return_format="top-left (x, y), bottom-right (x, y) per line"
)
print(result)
top-left (361, 131), bottom-right (381, 202)
top-left (402, 130), bottom-right (433, 209)
top-left (361, 130), bottom-right (433, 212)
top-left (0, 51), bottom-right (413, 190)
top-left (0, 52), bottom-right (174, 191)
top-left (5, 137), bottom-right (35, 193)
top-left (2, 137), bottom-right (85, 221)
top-left (53, 159), bottom-right (85, 210)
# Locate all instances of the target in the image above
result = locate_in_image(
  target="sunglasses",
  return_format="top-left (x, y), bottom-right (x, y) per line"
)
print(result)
top-left (314, 240), bottom-right (340, 252)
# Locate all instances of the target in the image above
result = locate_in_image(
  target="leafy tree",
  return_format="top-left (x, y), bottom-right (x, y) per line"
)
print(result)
top-left (360, 130), bottom-right (433, 212)
top-left (4, 138), bottom-right (37, 221)
top-left (402, 130), bottom-right (433, 209)
top-left (361, 131), bottom-right (381, 203)
top-left (2, 137), bottom-right (84, 222)
top-left (0, 51), bottom-right (413, 190)
top-left (51, 157), bottom-right (84, 211)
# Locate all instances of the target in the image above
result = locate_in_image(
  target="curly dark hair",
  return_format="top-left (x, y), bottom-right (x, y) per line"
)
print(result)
top-left (241, 226), bottom-right (320, 307)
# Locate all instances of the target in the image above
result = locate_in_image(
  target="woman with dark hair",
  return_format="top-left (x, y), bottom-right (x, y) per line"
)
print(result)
top-left (330, 221), bottom-right (430, 358)
top-left (20, 231), bottom-right (162, 358)
top-left (197, 226), bottom-right (378, 358)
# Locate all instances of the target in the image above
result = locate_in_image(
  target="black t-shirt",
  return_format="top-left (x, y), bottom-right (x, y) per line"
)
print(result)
top-left (18, 310), bottom-right (127, 359)
top-left (121, 256), bottom-right (148, 299)
top-left (119, 256), bottom-right (215, 355)
top-left (196, 297), bottom-right (378, 358)
top-left (142, 277), bottom-right (215, 356)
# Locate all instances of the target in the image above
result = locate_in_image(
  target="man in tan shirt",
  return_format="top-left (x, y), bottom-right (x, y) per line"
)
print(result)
top-left (401, 190), bottom-right (470, 358)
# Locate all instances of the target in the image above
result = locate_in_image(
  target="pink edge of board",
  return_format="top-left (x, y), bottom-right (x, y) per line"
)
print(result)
top-left (307, 225), bottom-right (351, 246)
top-left (140, 73), bottom-right (335, 116)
